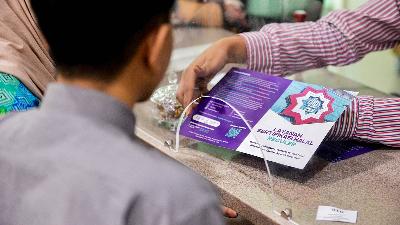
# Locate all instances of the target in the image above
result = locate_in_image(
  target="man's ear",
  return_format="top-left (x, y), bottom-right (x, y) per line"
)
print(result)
top-left (144, 24), bottom-right (173, 76)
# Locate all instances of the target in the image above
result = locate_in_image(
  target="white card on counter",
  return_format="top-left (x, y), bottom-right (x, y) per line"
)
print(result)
top-left (316, 206), bottom-right (357, 223)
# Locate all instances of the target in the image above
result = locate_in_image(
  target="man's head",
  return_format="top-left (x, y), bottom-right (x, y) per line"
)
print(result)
top-left (31, 0), bottom-right (175, 104)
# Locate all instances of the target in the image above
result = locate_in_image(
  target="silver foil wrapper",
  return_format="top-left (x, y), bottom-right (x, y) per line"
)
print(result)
top-left (150, 84), bottom-right (184, 131)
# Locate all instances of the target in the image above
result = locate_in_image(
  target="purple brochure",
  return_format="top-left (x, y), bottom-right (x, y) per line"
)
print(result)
top-left (180, 68), bottom-right (355, 169)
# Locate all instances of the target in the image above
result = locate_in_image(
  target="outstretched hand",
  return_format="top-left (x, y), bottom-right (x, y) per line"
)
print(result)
top-left (176, 36), bottom-right (247, 107)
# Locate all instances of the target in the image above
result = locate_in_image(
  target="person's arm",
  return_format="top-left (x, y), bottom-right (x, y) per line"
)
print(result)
top-left (241, 0), bottom-right (400, 75)
top-left (327, 96), bottom-right (400, 147)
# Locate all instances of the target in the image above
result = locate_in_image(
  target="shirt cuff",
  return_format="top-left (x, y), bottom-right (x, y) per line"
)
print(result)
top-left (354, 96), bottom-right (400, 147)
top-left (353, 96), bottom-right (374, 140)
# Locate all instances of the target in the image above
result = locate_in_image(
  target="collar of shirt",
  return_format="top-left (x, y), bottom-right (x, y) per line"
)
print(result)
top-left (40, 83), bottom-right (136, 135)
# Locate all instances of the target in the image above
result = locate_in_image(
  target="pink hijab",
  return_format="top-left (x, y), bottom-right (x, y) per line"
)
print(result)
top-left (0, 0), bottom-right (55, 98)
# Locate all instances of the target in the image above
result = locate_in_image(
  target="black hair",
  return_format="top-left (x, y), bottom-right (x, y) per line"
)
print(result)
top-left (31, 0), bottom-right (174, 81)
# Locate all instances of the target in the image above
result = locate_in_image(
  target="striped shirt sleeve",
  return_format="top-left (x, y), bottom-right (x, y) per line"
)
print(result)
top-left (239, 0), bottom-right (400, 147)
top-left (327, 97), bottom-right (400, 147)
top-left (240, 0), bottom-right (400, 75)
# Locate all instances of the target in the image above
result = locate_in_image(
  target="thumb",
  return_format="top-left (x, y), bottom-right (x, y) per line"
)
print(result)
top-left (222, 206), bottom-right (238, 218)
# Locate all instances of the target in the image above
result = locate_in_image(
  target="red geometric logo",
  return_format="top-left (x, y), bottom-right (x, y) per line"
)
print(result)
top-left (281, 87), bottom-right (334, 125)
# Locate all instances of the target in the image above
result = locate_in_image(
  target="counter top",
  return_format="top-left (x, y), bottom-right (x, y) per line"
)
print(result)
top-left (134, 27), bottom-right (399, 225)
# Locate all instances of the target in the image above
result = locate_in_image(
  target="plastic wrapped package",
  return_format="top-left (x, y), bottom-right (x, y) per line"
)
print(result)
top-left (150, 84), bottom-right (184, 131)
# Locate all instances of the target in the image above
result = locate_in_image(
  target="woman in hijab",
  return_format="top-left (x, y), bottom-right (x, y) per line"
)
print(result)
top-left (0, 0), bottom-right (55, 115)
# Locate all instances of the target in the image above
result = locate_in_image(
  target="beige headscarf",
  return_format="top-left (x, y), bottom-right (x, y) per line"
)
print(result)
top-left (0, 0), bottom-right (55, 98)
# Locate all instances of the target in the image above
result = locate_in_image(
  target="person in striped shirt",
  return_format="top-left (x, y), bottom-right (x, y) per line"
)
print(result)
top-left (177, 0), bottom-right (400, 147)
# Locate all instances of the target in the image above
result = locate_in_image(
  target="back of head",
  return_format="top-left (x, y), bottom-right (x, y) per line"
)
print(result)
top-left (31, 0), bottom-right (175, 82)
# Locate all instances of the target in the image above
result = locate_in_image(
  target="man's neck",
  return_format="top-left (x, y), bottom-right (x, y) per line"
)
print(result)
top-left (58, 77), bottom-right (139, 108)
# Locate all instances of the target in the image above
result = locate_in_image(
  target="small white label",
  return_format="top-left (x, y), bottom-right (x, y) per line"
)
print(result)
top-left (316, 206), bottom-right (357, 223)
top-left (192, 114), bottom-right (220, 127)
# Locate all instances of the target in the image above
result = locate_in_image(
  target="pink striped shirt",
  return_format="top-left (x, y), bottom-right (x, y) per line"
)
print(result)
top-left (240, 0), bottom-right (400, 147)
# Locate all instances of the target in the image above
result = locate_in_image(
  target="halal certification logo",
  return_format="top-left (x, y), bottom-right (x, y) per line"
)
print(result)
top-left (282, 87), bottom-right (334, 125)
